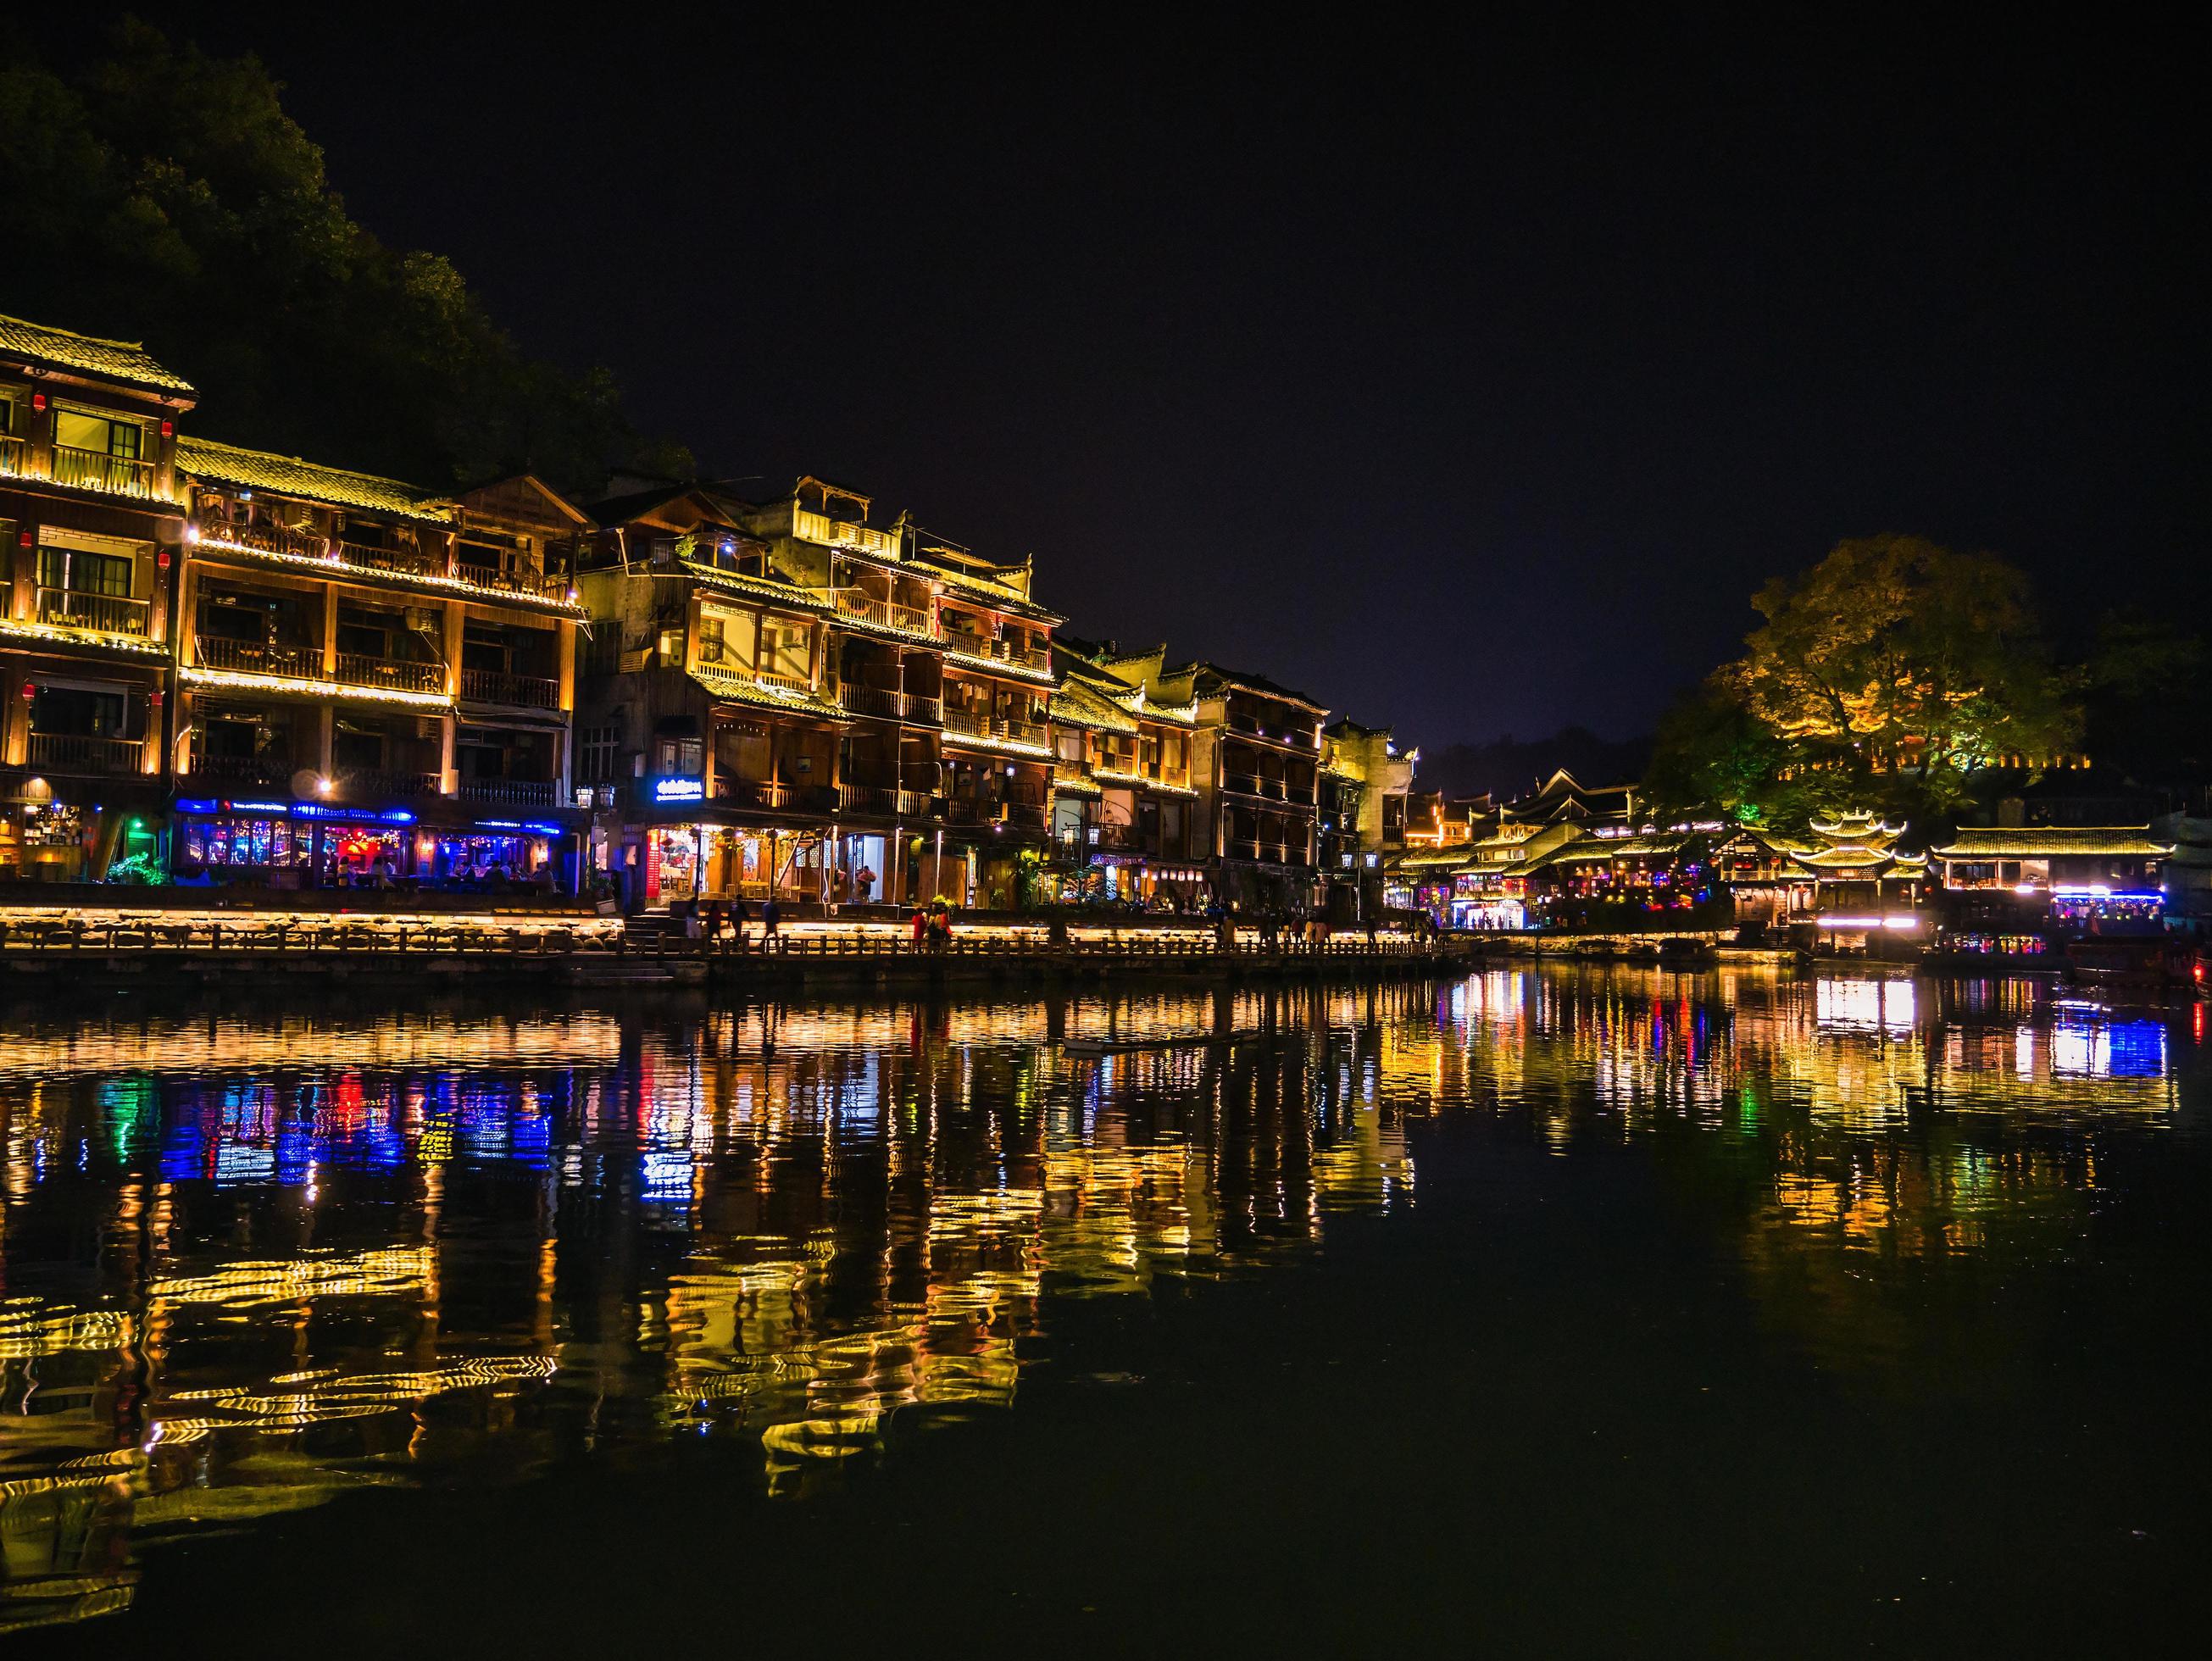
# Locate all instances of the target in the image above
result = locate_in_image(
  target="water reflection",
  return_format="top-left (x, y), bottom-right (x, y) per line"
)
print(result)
top-left (0, 968), bottom-right (2198, 1631)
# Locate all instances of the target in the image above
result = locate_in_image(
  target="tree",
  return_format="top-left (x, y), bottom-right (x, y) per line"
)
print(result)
top-left (0, 24), bottom-right (656, 493)
top-left (1641, 679), bottom-right (1838, 836)
top-left (1726, 536), bottom-right (2078, 815)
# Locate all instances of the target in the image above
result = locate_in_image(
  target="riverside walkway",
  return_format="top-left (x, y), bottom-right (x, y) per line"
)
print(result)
top-left (0, 894), bottom-right (1470, 989)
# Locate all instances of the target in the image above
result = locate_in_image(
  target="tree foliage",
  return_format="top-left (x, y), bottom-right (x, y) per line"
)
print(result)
top-left (1646, 536), bottom-right (2081, 836)
top-left (0, 24), bottom-right (647, 492)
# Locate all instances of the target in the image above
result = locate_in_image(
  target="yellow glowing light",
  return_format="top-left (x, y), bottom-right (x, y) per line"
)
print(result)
top-left (179, 665), bottom-right (454, 711)
top-left (189, 536), bottom-right (585, 615)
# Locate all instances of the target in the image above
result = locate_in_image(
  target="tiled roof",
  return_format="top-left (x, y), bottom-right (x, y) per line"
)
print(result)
top-left (688, 666), bottom-right (848, 722)
top-left (1791, 847), bottom-right (1927, 870)
top-left (1048, 678), bottom-right (1140, 735)
top-left (0, 312), bottom-right (194, 394)
top-left (684, 561), bottom-right (834, 613)
top-left (179, 436), bottom-right (449, 520)
top-left (1932, 827), bottom-right (2173, 858)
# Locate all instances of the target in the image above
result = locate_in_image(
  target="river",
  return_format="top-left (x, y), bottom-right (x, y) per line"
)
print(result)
top-left (2, 969), bottom-right (2206, 1655)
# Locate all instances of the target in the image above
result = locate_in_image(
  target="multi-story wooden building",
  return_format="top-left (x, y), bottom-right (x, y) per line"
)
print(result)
top-left (572, 481), bottom-right (849, 908)
top-left (1320, 718), bottom-right (1414, 921)
top-left (1087, 648), bottom-right (1326, 913)
top-left (0, 313), bottom-right (195, 880)
top-left (1048, 647), bottom-right (1203, 907)
top-left (172, 439), bottom-right (587, 886)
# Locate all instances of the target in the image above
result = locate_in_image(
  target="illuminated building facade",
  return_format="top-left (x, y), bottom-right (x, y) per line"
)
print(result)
top-left (1319, 718), bottom-right (1414, 921)
top-left (1085, 648), bottom-right (1326, 911)
top-left (573, 481), bottom-right (850, 908)
top-left (1047, 644), bottom-right (1203, 906)
top-left (0, 313), bottom-right (193, 880)
top-left (173, 442), bottom-right (588, 886)
top-left (1929, 824), bottom-right (2173, 943)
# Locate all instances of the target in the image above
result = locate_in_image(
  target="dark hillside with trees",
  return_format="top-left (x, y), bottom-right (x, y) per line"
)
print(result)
top-left (0, 22), bottom-right (674, 492)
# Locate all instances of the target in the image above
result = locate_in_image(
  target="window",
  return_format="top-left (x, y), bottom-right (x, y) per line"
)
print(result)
top-left (579, 725), bottom-right (620, 782)
top-left (761, 620), bottom-right (810, 681)
top-left (37, 545), bottom-right (133, 597)
top-left (654, 736), bottom-right (703, 776)
top-left (698, 614), bottom-right (727, 664)
top-left (53, 408), bottom-right (142, 458)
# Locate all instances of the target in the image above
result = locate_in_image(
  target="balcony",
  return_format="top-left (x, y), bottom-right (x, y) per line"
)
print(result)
top-left (943, 708), bottom-right (1049, 748)
top-left (843, 685), bottom-right (938, 723)
top-left (196, 517), bottom-right (327, 561)
top-left (942, 629), bottom-right (1052, 672)
top-left (460, 668), bottom-right (560, 709)
top-left (25, 732), bottom-right (143, 775)
top-left (194, 636), bottom-right (322, 679)
top-left (838, 783), bottom-right (936, 818)
top-left (51, 444), bottom-right (158, 498)
top-left (335, 653), bottom-right (446, 695)
top-left (186, 753), bottom-right (295, 789)
top-left (341, 539), bottom-right (447, 581)
top-left (714, 778), bottom-right (798, 812)
top-left (458, 778), bottom-right (559, 808)
top-left (454, 560), bottom-right (569, 601)
top-left (36, 588), bottom-right (151, 637)
top-left (792, 505), bottom-right (901, 560)
top-left (333, 768), bottom-right (442, 799)
top-left (835, 590), bottom-right (938, 639)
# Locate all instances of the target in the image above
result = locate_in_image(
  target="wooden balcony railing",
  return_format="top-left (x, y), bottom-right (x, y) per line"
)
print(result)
top-left (334, 768), bottom-right (443, 799)
top-left (36, 588), bottom-right (151, 637)
top-left (827, 783), bottom-right (939, 818)
top-left (0, 434), bottom-right (25, 477)
top-left (460, 668), bottom-right (559, 708)
top-left (341, 539), bottom-right (447, 580)
top-left (197, 518), bottom-right (328, 560)
top-left (185, 753), bottom-right (295, 788)
top-left (193, 635), bottom-right (322, 679)
top-left (836, 591), bottom-right (939, 638)
top-left (457, 778), bottom-right (559, 807)
top-left (335, 653), bottom-right (446, 695)
top-left (714, 778), bottom-right (797, 811)
top-left (51, 444), bottom-right (158, 497)
top-left (25, 732), bottom-right (143, 775)
top-left (792, 506), bottom-right (902, 559)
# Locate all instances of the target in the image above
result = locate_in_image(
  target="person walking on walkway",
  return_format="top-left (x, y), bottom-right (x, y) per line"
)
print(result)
top-left (760, 894), bottom-right (781, 944)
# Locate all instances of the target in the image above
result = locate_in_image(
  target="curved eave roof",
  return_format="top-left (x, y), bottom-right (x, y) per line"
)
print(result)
top-left (1932, 830), bottom-right (2174, 859)
top-left (688, 668), bottom-right (847, 722)
top-left (0, 312), bottom-right (194, 395)
top-left (178, 436), bottom-right (452, 521)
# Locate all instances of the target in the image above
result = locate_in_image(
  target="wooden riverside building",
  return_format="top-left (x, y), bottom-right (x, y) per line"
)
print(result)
top-left (1, 306), bottom-right (1415, 910)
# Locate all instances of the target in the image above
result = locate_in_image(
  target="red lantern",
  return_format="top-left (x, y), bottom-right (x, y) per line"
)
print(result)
top-left (19, 682), bottom-right (36, 702)
top-left (149, 689), bottom-right (165, 709)
top-left (31, 392), bottom-right (46, 412)
top-left (14, 529), bottom-right (29, 548)
top-left (156, 548), bottom-right (172, 569)
top-left (160, 419), bottom-right (174, 437)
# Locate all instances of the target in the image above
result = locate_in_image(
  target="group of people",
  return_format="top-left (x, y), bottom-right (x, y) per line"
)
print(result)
top-left (686, 894), bottom-right (781, 945)
top-left (909, 899), bottom-right (956, 950)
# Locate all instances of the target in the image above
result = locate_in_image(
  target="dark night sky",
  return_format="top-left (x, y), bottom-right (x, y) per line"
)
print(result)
top-left (74, 14), bottom-right (2212, 747)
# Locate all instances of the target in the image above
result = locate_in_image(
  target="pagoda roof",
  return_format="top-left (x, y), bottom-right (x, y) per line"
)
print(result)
top-left (180, 436), bottom-right (451, 521)
top-left (0, 310), bottom-right (194, 395)
top-left (1931, 827), bottom-right (2174, 859)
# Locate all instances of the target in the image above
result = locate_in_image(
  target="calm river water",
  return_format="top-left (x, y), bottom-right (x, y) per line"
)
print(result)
top-left (2, 969), bottom-right (2207, 1656)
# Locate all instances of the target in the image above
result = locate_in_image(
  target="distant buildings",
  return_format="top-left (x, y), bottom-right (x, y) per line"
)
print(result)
top-left (0, 306), bottom-right (1412, 912)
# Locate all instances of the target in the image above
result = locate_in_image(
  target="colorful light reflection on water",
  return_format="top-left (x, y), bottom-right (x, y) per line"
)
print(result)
top-left (0, 966), bottom-right (2201, 1636)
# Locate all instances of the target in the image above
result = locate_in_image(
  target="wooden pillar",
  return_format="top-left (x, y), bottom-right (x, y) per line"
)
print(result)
top-left (320, 585), bottom-right (339, 678)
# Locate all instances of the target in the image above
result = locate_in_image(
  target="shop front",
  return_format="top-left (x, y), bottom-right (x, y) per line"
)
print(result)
top-left (173, 797), bottom-right (575, 891)
top-left (622, 817), bottom-right (836, 910)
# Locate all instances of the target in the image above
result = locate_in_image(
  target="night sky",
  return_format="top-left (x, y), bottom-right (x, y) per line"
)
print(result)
top-left (62, 16), bottom-right (2212, 747)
